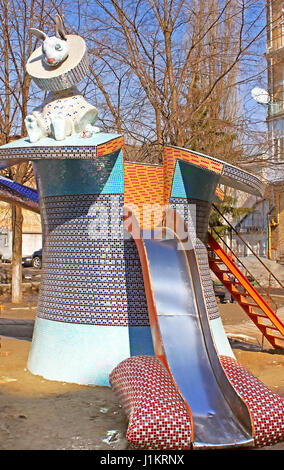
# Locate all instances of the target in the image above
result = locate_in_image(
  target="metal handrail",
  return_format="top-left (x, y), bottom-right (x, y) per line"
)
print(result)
top-left (212, 204), bottom-right (284, 290)
top-left (269, 235), bottom-right (284, 259)
top-left (209, 227), bottom-right (278, 312)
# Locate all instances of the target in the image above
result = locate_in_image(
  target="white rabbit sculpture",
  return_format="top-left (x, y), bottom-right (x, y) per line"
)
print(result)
top-left (25, 15), bottom-right (99, 142)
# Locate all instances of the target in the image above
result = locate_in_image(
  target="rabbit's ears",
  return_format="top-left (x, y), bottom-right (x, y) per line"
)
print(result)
top-left (30, 28), bottom-right (47, 42)
top-left (55, 15), bottom-right (67, 40)
top-left (30, 15), bottom-right (67, 42)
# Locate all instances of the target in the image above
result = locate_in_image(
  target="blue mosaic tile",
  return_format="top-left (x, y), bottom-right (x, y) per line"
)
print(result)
top-left (37, 193), bottom-right (149, 327)
top-left (169, 197), bottom-right (219, 321)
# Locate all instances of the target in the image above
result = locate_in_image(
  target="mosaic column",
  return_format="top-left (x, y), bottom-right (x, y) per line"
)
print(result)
top-left (25, 137), bottom-right (153, 386)
top-left (164, 148), bottom-right (234, 358)
top-left (163, 146), bottom-right (262, 358)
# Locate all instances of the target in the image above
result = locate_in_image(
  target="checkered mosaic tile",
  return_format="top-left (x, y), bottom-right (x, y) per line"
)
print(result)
top-left (164, 146), bottom-right (264, 198)
top-left (110, 354), bottom-right (284, 450)
top-left (222, 164), bottom-right (264, 195)
top-left (110, 355), bottom-right (192, 450)
top-left (97, 136), bottom-right (124, 157)
top-left (124, 162), bottom-right (164, 229)
top-left (0, 136), bottom-right (124, 162)
top-left (164, 147), bottom-right (223, 206)
top-left (221, 355), bottom-right (284, 448)
top-left (168, 198), bottom-right (219, 320)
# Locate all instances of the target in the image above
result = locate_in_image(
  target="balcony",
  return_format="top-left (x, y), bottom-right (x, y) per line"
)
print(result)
top-left (269, 100), bottom-right (284, 117)
top-left (266, 44), bottom-right (284, 58)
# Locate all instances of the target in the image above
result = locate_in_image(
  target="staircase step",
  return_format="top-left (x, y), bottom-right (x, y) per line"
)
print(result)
top-left (273, 337), bottom-right (284, 347)
top-left (232, 291), bottom-right (250, 297)
top-left (249, 315), bottom-right (283, 336)
top-left (255, 317), bottom-right (274, 327)
top-left (246, 311), bottom-right (268, 319)
top-left (239, 302), bottom-right (260, 308)
top-left (265, 325), bottom-right (281, 333)
top-left (265, 333), bottom-right (284, 345)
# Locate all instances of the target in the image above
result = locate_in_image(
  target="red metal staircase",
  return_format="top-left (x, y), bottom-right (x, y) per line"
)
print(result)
top-left (208, 232), bottom-right (284, 350)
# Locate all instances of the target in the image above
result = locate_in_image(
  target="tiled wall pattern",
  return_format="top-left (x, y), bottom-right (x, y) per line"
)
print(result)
top-left (195, 240), bottom-right (220, 321)
top-left (37, 193), bottom-right (149, 326)
top-left (169, 197), bottom-right (211, 243)
top-left (168, 198), bottom-right (219, 320)
top-left (164, 147), bottom-right (223, 205)
top-left (124, 162), bottom-right (164, 229)
top-left (97, 137), bottom-right (124, 157)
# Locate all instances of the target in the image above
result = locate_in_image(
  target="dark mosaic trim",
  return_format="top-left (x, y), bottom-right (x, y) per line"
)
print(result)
top-left (169, 197), bottom-right (220, 321)
top-left (195, 239), bottom-right (220, 321)
top-left (169, 197), bottom-right (211, 243)
top-left (221, 164), bottom-right (264, 195)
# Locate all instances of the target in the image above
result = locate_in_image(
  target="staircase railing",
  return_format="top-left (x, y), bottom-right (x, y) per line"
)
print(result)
top-left (210, 226), bottom-right (278, 312)
top-left (208, 232), bottom-right (284, 349)
top-left (269, 236), bottom-right (284, 261)
top-left (210, 204), bottom-right (284, 308)
top-left (211, 204), bottom-right (284, 288)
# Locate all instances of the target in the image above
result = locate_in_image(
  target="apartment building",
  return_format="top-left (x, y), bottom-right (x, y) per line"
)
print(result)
top-left (267, 0), bottom-right (284, 166)
top-left (265, 0), bottom-right (284, 257)
top-left (0, 201), bottom-right (42, 261)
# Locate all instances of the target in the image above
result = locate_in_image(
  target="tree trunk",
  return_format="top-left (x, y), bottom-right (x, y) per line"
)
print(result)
top-left (155, 107), bottom-right (164, 164)
top-left (11, 203), bottom-right (23, 304)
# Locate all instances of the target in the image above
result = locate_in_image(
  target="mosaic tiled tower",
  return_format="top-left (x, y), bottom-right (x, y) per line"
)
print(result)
top-left (123, 146), bottom-right (264, 361)
top-left (1, 134), bottom-right (284, 450)
top-left (0, 136), bottom-right (264, 387)
top-left (0, 134), bottom-right (154, 386)
top-left (28, 136), bottom-right (155, 385)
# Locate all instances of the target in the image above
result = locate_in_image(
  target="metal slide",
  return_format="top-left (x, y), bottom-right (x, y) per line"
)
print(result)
top-left (127, 208), bottom-right (254, 449)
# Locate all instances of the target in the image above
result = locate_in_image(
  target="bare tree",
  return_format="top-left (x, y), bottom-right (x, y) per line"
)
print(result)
top-left (61, 0), bottom-right (266, 163)
top-left (0, 0), bottom-right (58, 302)
top-left (0, 0), bottom-right (267, 302)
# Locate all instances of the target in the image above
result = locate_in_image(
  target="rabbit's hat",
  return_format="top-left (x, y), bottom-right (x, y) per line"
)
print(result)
top-left (26, 35), bottom-right (89, 92)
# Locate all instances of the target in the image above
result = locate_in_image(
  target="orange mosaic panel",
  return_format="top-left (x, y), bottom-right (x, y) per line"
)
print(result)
top-left (215, 186), bottom-right (224, 200)
top-left (163, 147), bottom-right (223, 204)
top-left (96, 141), bottom-right (224, 229)
top-left (124, 162), bottom-right (164, 229)
top-left (97, 136), bottom-right (124, 157)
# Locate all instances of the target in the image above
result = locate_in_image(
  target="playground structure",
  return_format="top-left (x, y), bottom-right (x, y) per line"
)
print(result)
top-left (0, 15), bottom-right (283, 450)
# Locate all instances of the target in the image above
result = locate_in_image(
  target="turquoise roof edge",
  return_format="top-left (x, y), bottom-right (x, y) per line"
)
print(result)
top-left (0, 132), bottom-right (121, 149)
top-left (171, 161), bottom-right (187, 198)
top-left (101, 150), bottom-right (124, 194)
top-left (171, 159), bottom-right (221, 201)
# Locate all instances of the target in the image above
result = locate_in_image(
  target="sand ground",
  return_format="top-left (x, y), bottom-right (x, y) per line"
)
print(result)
top-left (0, 290), bottom-right (284, 451)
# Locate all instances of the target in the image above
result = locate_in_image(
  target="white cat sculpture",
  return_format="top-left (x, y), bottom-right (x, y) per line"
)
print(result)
top-left (25, 15), bottom-right (99, 142)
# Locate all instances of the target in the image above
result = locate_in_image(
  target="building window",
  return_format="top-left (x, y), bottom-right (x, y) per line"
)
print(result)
top-left (0, 234), bottom-right (8, 248)
top-left (280, 15), bottom-right (284, 48)
top-left (273, 136), bottom-right (284, 161)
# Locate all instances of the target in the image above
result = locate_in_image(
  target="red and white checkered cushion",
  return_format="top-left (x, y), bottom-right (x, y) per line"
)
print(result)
top-left (109, 355), bottom-right (192, 450)
top-left (220, 355), bottom-right (284, 448)
top-left (110, 354), bottom-right (284, 449)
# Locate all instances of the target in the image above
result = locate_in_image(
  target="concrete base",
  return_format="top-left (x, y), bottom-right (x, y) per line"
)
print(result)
top-left (27, 317), bottom-right (154, 386)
